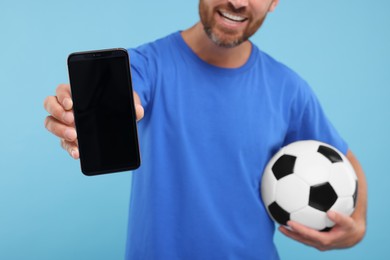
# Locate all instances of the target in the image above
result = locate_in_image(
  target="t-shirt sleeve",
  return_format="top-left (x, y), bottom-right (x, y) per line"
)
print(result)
top-left (283, 80), bottom-right (348, 155)
top-left (128, 48), bottom-right (155, 112)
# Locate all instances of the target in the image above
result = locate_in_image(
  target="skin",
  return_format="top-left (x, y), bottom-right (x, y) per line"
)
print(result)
top-left (43, 0), bottom-right (367, 251)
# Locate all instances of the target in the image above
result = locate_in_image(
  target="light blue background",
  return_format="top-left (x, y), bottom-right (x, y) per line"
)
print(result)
top-left (1, 0), bottom-right (389, 259)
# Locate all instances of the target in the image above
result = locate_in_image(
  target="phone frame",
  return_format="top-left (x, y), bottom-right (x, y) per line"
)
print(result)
top-left (67, 48), bottom-right (141, 176)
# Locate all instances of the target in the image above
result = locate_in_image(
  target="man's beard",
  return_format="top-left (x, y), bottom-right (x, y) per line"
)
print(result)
top-left (199, 0), bottom-right (266, 48)
top-left (203, 26), bottom-right (244, 48)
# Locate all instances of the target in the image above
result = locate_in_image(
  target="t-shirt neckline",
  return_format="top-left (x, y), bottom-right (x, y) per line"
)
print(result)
top-left (172, 31), bottom-right (258, 75)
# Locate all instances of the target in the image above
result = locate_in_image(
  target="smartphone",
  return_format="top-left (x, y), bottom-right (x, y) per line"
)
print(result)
top-left (67, 48), bottom-right (140, 176)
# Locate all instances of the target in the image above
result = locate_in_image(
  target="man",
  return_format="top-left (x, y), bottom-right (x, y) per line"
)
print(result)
top-left (44, 0), bottom-right (367, 259)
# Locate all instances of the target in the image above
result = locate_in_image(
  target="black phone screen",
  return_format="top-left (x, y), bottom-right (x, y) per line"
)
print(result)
top-left (67, 49), bottom-right (140, 175)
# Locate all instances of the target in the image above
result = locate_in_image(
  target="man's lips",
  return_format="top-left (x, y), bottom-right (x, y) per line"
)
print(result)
top-left (217, 10), bottom-right (248, 23)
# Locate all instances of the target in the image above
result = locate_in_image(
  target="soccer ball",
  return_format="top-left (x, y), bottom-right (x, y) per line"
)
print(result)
top-left (261, 140), bottom-right (358, 231)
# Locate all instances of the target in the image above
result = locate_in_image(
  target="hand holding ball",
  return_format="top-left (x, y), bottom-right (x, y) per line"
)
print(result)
top-left (261, 140), bottom-right (357, 231)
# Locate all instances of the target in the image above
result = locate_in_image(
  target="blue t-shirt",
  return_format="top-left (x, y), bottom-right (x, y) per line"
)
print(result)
top-left (125, 32), bottom-right (347, 260)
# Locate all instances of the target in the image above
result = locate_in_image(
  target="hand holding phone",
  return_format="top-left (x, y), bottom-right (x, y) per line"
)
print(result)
top-left (67, 48), bottom-right (141, 175)
top-left (44, 83), bottom-right (79, 158)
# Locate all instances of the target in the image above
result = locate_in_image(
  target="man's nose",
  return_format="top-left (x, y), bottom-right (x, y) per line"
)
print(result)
top-left (228, 0), bottom-right (249, 9)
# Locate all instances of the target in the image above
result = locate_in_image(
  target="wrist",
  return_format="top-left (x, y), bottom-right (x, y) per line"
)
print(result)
top-left (350, 214), bottom-right (366, 247)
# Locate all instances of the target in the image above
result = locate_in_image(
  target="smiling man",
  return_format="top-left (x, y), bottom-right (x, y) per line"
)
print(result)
top-left (44, 0), bottom-right (367, 259)
top-left (199, 0), bottom-right (275, 48)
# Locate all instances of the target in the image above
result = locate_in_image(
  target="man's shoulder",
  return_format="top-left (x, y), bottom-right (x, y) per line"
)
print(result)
top-left (127, 31), bottom-right (180, 73)
top-left (251, 45), bottom-right (313, 100)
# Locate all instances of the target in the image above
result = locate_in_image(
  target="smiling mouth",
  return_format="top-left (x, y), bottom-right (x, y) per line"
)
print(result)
top-left (218, 10), bottom-right (248, 23)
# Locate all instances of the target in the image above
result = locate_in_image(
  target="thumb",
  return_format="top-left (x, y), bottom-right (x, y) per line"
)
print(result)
top-left (133, 91), bottom-right (144, 122)
top-left (135, 104), bottom-right (144, 122)
top-left (327, 211), bottom-right (354, 229)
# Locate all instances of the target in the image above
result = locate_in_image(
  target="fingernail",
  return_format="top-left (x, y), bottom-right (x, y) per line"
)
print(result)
top-left (72, 149), bottom-right (79, 159)
top-left (285, 225), bottom-right (293, 231)
top-left (286, 221), bottom-right (295, 230)
top-left (327, 211), bottom-right (336, 219)
top-left (62, 112), bottom-right (74, 124)
top-left (64, 128), bottom-right (76, 141)
top-left (63, 98), bottom-right (73, 110)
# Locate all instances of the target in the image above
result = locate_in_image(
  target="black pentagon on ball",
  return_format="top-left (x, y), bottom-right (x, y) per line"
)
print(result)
top-left (272, 154), bottom-right (296, 180)
top-left (320, 227), bottom-right (333, 232)
top-left (268, 202), bottom-right (290, 225)
top-left (309, 182), bottom-right (338, 212)
top-left (317, 145), bottom-right (343, 163)
top-left (353, 180), bottom-right (358, 208)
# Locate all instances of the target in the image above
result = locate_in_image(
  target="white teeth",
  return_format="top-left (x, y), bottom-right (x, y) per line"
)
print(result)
top-left (220, 10), bottom-right (246, 22)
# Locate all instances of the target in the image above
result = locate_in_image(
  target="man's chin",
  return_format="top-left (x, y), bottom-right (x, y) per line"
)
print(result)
top-left (205, 28), bottom-right (246, 48)
top-left (214, 39), bottom-right (244, 48)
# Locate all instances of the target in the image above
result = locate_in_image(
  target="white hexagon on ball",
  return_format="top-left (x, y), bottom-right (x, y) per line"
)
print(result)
top-left (294, 152), bottom-right (331, 186)
top-left (275, 174), bottom-right (309, 213)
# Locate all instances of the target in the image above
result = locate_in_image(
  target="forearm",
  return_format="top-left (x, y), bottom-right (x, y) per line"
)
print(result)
top-left (346, 149), bottom-right (367, 241)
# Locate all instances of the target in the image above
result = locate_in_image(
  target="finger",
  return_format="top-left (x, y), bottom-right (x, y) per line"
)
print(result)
top-left (55, 83), bottom-right (73, 111)
top-left (133, 91), bottom-right (144, 121)
top-left (44, 96), bottom-right (74, 125)
top-left (287, 221), bottom-right (327, 241)
top-left (279, 225), bottom-right (310, 244)
top-left (60, 139), bottom-right (80, 159)
top-left (45, 116), bottom-right (77, 142)
top-left (279, 226), bottom-right (318, 248)
top-left (327, 211), bottom-right (354, 229)
top-left (281, 224), bottom-right (335, 251)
